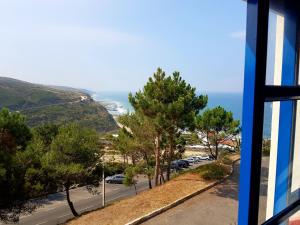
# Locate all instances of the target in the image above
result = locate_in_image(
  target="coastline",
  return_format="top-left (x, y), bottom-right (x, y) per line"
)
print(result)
top-left (91, 93), bottom-right (129, 117)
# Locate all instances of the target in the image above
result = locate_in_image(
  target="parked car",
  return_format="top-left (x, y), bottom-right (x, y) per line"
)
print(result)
top-left (197, 155), bottom-right (210, 160)
top-left (177, 159), bottom-right (190, 168)
top-left (171, 161), bottom-right (182, 170)
top-left (185, 157), bottom-right (196, 164)
top-left (192, 156), bottom-right (201, 163)
top-left (208, 156), bottom-right (214, 161)
top-left (174, 160), bottom-right (187, 168)
top-left (105, 174), bottom-right (125, 184)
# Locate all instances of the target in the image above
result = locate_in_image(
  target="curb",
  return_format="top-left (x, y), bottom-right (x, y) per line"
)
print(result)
top-left (125, 158), bottom-right (240, 225)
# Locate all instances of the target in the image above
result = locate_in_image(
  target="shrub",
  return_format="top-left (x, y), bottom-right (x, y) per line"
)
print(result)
top-left (262, 139), bottom-right (270, 156)
top-left (220, 155), bottom-right (233, 165)
top-left (104, 162), bottom-right (127, 176)
top-left (196, 163), bottom-right (230, 180)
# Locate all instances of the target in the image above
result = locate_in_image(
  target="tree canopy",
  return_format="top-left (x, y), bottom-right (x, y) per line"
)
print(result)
top-left (41, 123), bottom-right (102, 217)
top-left (129, 68), bottom-right (207, 182)
top-left (196, 106), bottom-right (240, 159)
top-left (0, 108), bottom-right (33, 223)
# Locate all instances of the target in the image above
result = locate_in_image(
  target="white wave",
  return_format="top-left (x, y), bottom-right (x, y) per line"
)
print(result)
top-left (91, 94), bottom-right (128, 116)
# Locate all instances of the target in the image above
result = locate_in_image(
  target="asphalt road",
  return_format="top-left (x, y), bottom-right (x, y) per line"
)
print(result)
top-left (17, 179), bottom-right (149, 225)
top-left (142, 157), bottom-right (269, 225)
top-left (142, 161), bottom-right (240, 225)
top-left (11, 161), bottom-right (211, 225)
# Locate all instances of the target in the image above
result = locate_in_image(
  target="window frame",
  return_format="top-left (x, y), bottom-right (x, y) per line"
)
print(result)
top-left (238, 0), bottom-right (300, 224)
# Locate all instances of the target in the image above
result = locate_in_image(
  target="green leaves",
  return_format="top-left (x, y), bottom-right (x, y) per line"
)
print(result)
top-left (124, 165), bottom-right (138, 187)
top-left (128, 68), bottom-right (208, 182)
top-left (0, 108), bottom-right (32, 150)
top-left (197, 106), bottom-right (240, 134)
top-left (196, 106), bottom-right (240, 159)
top-left (129, 68), bottom-right (208, 132)
top-left (42, 123), bottom-right (101, 186)
top-left (0, 108), bottom-right (35, 222)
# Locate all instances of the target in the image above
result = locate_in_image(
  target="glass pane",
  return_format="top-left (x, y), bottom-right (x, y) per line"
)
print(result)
top-left (265, 10), bottom-right (299, 87)
top-left (282, 208), bottom-right (300, 225)
top-left (290, 101), bottom-right (300, 202)
top-left (258, 102), bottom-right (274, 224)
top-left (258, 100), bottom-right (300, 224)
top-left (265, 11), bottom-right (281, 86)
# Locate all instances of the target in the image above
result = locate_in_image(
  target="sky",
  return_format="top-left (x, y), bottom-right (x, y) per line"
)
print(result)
top-left (0, 0), bottom-right (247, 93)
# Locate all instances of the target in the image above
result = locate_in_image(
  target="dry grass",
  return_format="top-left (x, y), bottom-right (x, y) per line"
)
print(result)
top-left (67, 173), bottom-right (214, 225)
top-left (228, 153), bottom-right (240, 161)
top-left (67, 153), bottom-right (240, 225)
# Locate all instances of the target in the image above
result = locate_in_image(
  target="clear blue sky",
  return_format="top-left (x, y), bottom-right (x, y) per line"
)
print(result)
top-left (0, 0), bottom-right (246, 93)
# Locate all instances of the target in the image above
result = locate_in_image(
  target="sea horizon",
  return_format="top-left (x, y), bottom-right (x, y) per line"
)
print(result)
top-left (91, 91), bottom-right (272, 138)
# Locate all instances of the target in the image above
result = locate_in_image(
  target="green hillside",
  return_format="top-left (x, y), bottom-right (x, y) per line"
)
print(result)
top-left (0, 77), bottom-right (118, 132)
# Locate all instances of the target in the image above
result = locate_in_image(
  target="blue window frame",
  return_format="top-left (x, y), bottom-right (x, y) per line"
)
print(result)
top-left (238, 0), bottom-right (300, 224)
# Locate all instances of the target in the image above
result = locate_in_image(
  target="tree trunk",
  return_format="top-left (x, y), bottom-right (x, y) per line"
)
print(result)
top-left (206, 132), bottom-right (216, 159)
top-left (215, 143), bottom-right (219, 160)
top-left (143, 153), bottom-right (152, 189)
top-left (166, 135), bottom-right (174, 181)
top-left (154, 135), bottom-right (161, 186)
top-left (65, 185), bottom-right (79, 217)
top-left (166, 148), bottom-right (171, 181)
top-left (147, 174), bottom-right (152, 189)
top-left (133, 184), bottom-right (137, 195)
top-left (160, 169), bottom-right (165, 184)
top-left (131, 155), bottom-right (136, 165)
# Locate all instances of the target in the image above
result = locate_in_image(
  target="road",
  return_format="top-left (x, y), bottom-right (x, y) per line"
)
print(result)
top-left (12, 161), bottom-right (210, 225)
top-left (20, 97), bottom-right (88, 112)
top-left (142, 161), bottom-right (240, 225)
top-left (142, 157), bottom-right (269, 225)
top-left (17, 179), bottom-right (149, 225)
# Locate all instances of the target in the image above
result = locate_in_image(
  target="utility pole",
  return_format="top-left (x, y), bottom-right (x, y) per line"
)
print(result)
top-left (102, 153), bottom-right (105, 207)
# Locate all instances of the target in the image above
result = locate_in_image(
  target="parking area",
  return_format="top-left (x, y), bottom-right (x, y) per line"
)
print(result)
top-left (171, 155), bottom-right (214, 172)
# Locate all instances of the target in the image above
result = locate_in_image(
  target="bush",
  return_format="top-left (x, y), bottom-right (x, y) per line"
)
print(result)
top-left (196, 163), bottom-right (230, 180)
top-left (104, 162), bottom-right (127, 176)
top-left (220, 155), bottom-right (233, 165)
top-left (262, 139), bottom-right (270, 156)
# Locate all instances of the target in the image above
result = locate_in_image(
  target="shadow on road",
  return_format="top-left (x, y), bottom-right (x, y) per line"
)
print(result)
top-left (209, 163), bottom-right (240, 201)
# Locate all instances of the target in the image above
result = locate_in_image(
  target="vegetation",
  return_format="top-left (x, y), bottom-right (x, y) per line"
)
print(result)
top-left (0, 108), bottom-right (34, 223)
top-left (0, 108), bottom-right (105, 222)
top-left (196, 106), bottom-right (240, 159)
top-left (41, 124), bottom-right (103, 217)
top-left (0, 77), bottom-right (85, 110)
top-left (129, 68), bottom-right (207, 184)
top-left (181, 132), bottom-right (201, 145)
top-left (123, 166), bottom-right (138, 195)
top-left (193, 162), bottom-right (230, 180)
top-left (104, 162), bottom-right (127, 177)
top-left (262, 139), bottom-right (270, 156)
top-left (23, 102), bottom-right (117, 132)
top-left (0, 70), bottom-right (241, 222)
top-left (116, 112), bottom-right (156, 189)
top-left (0, 77), bottom-right (118, 132)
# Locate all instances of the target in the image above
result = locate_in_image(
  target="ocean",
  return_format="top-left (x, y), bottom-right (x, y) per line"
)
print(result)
top-left (92, 91), bottom-right (272, 138)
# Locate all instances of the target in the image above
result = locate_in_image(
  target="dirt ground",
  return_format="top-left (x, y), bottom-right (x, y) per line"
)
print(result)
top-left (67, 154), bottom-right (239, 225)
top-left (67, 174), bottom-right (214, 225)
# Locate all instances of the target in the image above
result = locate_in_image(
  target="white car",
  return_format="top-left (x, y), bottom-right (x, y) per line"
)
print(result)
top-left (191, 156), bottom-right (201, 162)
top-left (197, 155), bottom-right (210, 160)
top-left (185, 157), bottom-right (196, 163)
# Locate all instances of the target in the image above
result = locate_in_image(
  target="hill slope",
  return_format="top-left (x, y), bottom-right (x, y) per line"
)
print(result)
top-left (0, 77), bottom-right (118, 132)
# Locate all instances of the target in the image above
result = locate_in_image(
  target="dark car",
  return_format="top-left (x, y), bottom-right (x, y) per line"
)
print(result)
top-left (177, 159), bottom-right (190, 168)
top-left (171, 161), bottom-right (182, 171)
top-left (105, 174), bottom-right (125, 184)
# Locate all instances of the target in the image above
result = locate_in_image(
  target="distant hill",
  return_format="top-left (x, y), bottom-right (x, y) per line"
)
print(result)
top-left (0, 77), bottom-right (118, 132)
